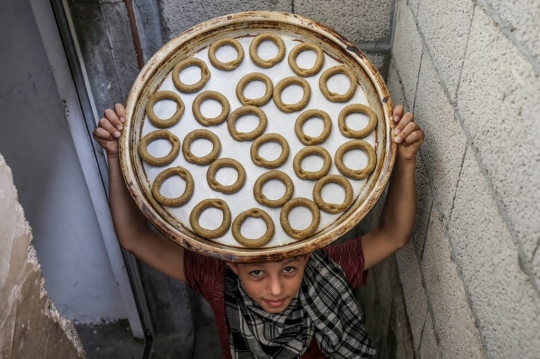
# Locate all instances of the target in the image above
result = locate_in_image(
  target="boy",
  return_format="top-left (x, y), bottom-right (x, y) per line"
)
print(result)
top-left (94, 104), bottom-right (424, 358)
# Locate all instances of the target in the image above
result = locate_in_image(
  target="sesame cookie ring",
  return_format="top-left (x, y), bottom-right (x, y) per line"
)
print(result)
top-left (227, 106), bottom-right (268, 141)
top-left (253, 170), bottom-right (294, 208)
top-left (232, 208), bottom-right (275, 248)
top-left (280, 198), bottom-right (321, 240)
top-left (189, 199), bottom-right (231, 239)
top-left (319, 65), bottom-right (358, 102)
top-left (236, 72), bottom-right (274, 107)
top-left (182, 129), bottom-right (221, 165)
top-left (192, 90), bottom-right (230, 126)
top-left (338, 104), bottom-right (377, 138)
top-left (208, 38), bottom-right (244, 71)
top-left (145, 91), bottom-right (185, 128)
top-left (312, 175), bottom-right (354, 214)
top-left (335, 140), bottom-right (376, 180)
top-left (288, 43), bottom-right (324, 77)
top-left (250, 133), bottom-right (290, 169)
top-left (273, 76), bottom-right (311, 113)
top-left (293, 146), bottom-right (332, 180)
top-left (172, 57), bottom-right (210, 93)
top-left (206, 158), bottom-right (246, 194)
top-left (138, 130), bottom-right (180, 166)
top-left (294, 109), bottom-right (332, 146)
top-left (151, 166), bottom-right (194, 207)
top-left (249, 33), bottom-right (286, 68)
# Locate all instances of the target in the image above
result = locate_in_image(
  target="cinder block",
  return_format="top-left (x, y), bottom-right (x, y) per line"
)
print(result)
top-left (295, 0), bottom-right (394, 44)
top-left (448, 148), bottom-right (540, 358)
top-left (421, 211), bottom-right (485, 358)
top-left (408, 0), bottom-right (421, 18)
top-left (159, 0), bottom-right (293, 40)
top-left (395, 241), bottom-right (428, 351)
top-left (485, 0), bottom-right (540, 65)
top-left (419, 315), bottom-right (442, 359)
top-left (387, 59), bottom-right (408, 109)
top-left (414, 54), bottom-right (466, 224)
top-left (457, 7), bottom-right (540, 276)
top-left (417, 0), bottom-right (474, 101)
top-left (391, 0), bottom-right (423, 108)
top-left (411, 156), bottom-right (432, 259)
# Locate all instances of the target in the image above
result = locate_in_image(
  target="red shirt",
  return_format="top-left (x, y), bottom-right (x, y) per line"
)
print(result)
top-left (184, 237), bottom-right (368, 359)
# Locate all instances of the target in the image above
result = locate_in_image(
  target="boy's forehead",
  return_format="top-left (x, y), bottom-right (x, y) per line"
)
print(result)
top-left (241, 254), bottom-right (307, 268)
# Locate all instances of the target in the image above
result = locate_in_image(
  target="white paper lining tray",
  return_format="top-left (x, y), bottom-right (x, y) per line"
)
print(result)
top-left (120, 12), bottom-right (396, 263)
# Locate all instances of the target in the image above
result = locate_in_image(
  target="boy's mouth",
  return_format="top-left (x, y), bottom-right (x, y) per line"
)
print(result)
top-left (265, 298), bottom-right (286, 307)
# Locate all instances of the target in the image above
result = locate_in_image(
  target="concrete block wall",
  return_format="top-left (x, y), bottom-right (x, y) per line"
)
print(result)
top-left (389, 0), bottom-right (540, 357)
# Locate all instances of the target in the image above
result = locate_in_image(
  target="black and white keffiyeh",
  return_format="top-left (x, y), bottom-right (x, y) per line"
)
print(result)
top-left (225, 249), bottom-right (376, 359)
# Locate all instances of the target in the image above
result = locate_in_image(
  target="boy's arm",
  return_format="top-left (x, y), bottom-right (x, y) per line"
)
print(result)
top-left (94, 104), bottom-right (187, 282)
top-left (361, 105), bottom-right (424, 270)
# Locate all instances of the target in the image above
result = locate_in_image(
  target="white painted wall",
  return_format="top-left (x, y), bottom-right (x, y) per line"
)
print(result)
top-left (0, 0), bottom-right (126, 323)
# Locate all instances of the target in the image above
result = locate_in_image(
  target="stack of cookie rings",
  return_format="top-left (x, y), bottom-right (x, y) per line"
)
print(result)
top-left (136, 32), bottom-right (380, 250)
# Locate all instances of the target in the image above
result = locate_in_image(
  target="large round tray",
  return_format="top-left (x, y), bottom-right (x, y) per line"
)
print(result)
top-left (120, 11), bottom-right (396, 263)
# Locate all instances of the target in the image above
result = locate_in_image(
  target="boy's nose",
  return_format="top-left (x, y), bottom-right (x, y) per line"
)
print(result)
top-left (267, 277), bottom-right (283, 297)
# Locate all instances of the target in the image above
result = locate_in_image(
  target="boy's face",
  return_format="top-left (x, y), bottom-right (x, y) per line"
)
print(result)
top-left (228, 254), bottom-right (311, 313)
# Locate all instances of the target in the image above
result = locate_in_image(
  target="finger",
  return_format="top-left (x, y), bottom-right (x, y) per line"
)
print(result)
top-left (114, 103), bottom-right (126, 123)
top-left (395, 121), bottom-right (418, 143)
top-left (104, 109), bottom-right (123, 131)
top-left (93, 127), bottom-right (114, 141)
top-left (403, 129), bottom-right (424, 146)
top-left (394, 112), bottom-right (414, 135)
top-left (403, 128), bottom-right (424, 146)
top-left (393, 105), bottom-right (404, 123)
top-left (98, 117), bottom-right (121, 138)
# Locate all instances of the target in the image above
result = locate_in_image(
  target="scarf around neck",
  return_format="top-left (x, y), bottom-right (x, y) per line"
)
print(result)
top-left (224, 249), bottom-right (376, 359)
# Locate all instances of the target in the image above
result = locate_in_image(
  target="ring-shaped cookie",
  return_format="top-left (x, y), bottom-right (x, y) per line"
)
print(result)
top-left (192, 91), bottom-right (230, 126)
top-left (335, 140), bottom-right (376, 180)
top-left (189, 199), bottom-right (231, 239)
top-left (151, 166), bottom-right (194, 207)
top-left (236, 72), bottom-right (274, 107)
top-left (249, 33), bottom-right (286, 68)
top-left (145, 91), bottom-right (185, 128)
top-left (208, 38), bottom-right (244, 71)
top-left (288, 43), bottom-right (324, 77)
top-left (280, 198), bottom-right (321, 240)
top-left (253, 170), bottom-right (294, 208)
top-left (312, 175), bottom-right (354, 214)
top-left (250, 133), bottom-right (290, 168)
top-left (319, 65), bottom-right (358, 102)
top-left (293, 146), bottom-right (332, 180)
top-left (232, 208), bottom-right (275, 248)
top-left (138, 130), bottom-right (180, 166)
top-left (182, 129), bottom-right (221, 165)
top-left (294, 109), bottom-right (332, 145)
top-left (172, 58), bottom-right (210, 93)
top-left (206, 158), bottom-right (246, 194)
top-left (227, 106), bottom-right (268, 141)
top-left (273, 76), bottom-right (311, 113)
top-left (338, 104), bottom-right (378, 138)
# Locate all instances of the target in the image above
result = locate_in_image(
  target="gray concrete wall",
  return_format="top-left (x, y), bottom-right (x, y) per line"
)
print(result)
top-left (389, 0), bottom-right (540, 357)
top-left (0, 154), bottom-right (85, 359)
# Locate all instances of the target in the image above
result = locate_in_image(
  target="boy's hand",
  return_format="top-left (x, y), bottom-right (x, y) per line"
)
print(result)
top-left (92, 104), bottom-right (126, 156)
top-left (392, 105), bottom-right (424, 161)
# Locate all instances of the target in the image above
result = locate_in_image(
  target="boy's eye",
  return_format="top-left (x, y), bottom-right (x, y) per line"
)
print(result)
top-left (283, 267), bottom-right (296, 274)
top-left (250, 270), bottom-right (264, 277)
